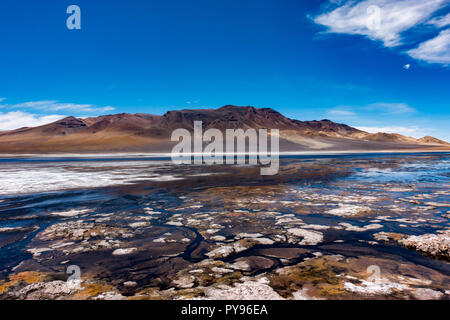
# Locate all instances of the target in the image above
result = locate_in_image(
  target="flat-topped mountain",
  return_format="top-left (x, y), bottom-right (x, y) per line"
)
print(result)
top-left (0, 105), bottom-right (448, 153)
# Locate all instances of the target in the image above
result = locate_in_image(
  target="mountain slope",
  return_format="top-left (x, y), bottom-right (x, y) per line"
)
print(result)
top-left (0, 105), bottom-right (447, 153)
top-left (417, 136), bottom-right (450, 145)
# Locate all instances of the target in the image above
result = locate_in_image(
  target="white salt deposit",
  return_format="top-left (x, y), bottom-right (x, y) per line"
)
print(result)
top-left (326, 204), bottom-right (371, 217)
top-left (287, 228), bottom-right (323, 245)
top-left (0, 161), bottom-right (184, 195)
top-left (112, 248), bottom-right (137, 255)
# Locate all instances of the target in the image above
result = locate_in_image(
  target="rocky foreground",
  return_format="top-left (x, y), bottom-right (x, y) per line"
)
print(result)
top-left (0, 154), bottom-right (449, 300)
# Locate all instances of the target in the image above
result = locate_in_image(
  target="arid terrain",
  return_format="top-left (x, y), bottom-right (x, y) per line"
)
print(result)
top-left (0, 105), bottom-right (448, 154)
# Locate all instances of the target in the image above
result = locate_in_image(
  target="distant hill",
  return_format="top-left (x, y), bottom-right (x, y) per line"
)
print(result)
top-left (416, 136), bottom-right (450, 145)
top-left (0, 105), bottom-right (448, 153)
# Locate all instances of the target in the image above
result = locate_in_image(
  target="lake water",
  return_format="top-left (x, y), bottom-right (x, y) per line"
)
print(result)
top-left (0, 153), bottom-right (449, 299)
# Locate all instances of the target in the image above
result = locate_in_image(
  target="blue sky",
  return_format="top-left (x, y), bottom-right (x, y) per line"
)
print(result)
top-left (0, 0), bottom-right (449, 140)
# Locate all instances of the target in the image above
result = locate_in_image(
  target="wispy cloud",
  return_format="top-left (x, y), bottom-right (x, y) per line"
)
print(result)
top-left (186, 99), bottom-right (201, 105)
top-left (407, 29), bottom-right (450, 65)
top-left (313, 0), bottom-right (447, 47)
top-left (0, 111), bottom-right (64, 131)
top-left (312, 0), bottom-right (450, 66)
top-left (0, 100), bottom-right (115, 113)
top-left (327, 108), bottom-right (357, 117)
top-left (364, 102), bottom-right (416, 114)
top-left (428, 12), bottom-right (450, 28)
top-left (328, 102), bottom-right (416, 119)
top-left (324, 101), bottom-right (434, 138)
top-left (0, 98), bottom-right (115, 130)
top-left (356, 125), bottom-right (426, 137)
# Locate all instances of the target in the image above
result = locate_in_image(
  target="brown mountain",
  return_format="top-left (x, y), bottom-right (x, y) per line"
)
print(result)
top-left (416, 136), bottom-right (450, 145)
top-left (0, 105), bottom-right (448, 153)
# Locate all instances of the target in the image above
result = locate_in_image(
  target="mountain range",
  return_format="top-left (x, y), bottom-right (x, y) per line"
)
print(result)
top-left (0, 105), bottom-right (448, 153)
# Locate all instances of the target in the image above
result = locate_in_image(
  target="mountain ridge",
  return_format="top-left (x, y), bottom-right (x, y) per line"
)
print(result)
top-left (0, 105), bottom-right (448, 153)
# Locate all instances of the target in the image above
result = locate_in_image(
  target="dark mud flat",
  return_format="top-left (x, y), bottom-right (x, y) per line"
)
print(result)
top-left (0, 153), bottom-right (449, 300)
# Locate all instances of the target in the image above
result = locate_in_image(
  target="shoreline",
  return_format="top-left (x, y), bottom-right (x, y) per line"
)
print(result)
top-left (0, 149), bottom-right (449, 159)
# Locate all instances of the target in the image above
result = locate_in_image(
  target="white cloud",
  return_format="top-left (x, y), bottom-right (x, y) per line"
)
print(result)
top-left (0, 111), bottom-right (65, 131)
top-left (428, 12), bottom-right (450, 27)
top-left (357, 126), bottom-right (416, 134)
top-left (330, 102), bottom-right (415, 118)
top-left (327, 108), bottom-right (357, 116)
top-left (0, 98), bottom-right (116, 131)
top-left (403, 63), bottom-right (410, 69)
top-left (407, 29), bottom-right (450, 64)
top-left (1, 100), bottom-right (115, 113)
top-left (313, 0), bottom-right (447, 47)
top-left (356, 125), bottom-right (428, 138)
top-left (365, 102), bottom-right (416, 114)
